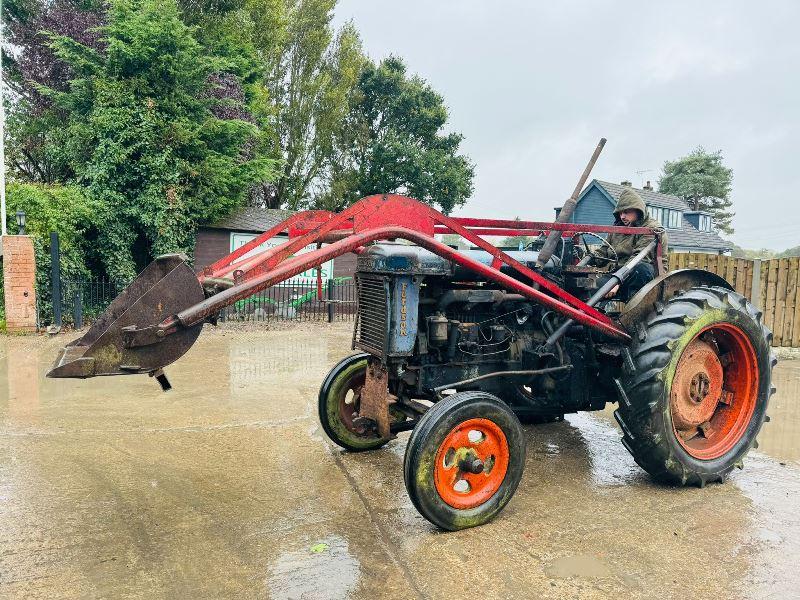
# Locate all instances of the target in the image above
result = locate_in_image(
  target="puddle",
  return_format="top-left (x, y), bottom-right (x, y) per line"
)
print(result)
top-left (759, 360), bottom-right (800, 464)
top-left (267, 535), bottom-right (360, 599)
top-left (592, 360), bottom-right (800, 466)
top-left (1, 328), bottom-right (799, 599)
top-left (546, 553), bottom-right (612, 578)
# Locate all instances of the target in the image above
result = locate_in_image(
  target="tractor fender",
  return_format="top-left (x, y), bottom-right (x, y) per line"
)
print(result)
top-left (618, 268), bottom-right (734, 333)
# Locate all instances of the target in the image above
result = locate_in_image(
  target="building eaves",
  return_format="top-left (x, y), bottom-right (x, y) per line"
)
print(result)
top-left (595, 180), bottom-right (688, 211)
top-left (666, 216), bottom-right (731, 251)
top-left (206, 207), bottom-right (295, 233)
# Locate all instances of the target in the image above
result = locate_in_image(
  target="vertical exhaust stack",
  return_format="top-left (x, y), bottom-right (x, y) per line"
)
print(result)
top-left (47, 254), bottom-right (206, 380)
top-left (534, 138), bottom-right (606, 275)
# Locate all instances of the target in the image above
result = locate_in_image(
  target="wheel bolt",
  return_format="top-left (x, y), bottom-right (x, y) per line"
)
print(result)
top-left (460, 457), bottom-right (484, 474)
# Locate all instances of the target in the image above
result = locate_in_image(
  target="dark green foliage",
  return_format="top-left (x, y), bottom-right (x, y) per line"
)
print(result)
top-left (36, 0), bottom-right (276, 280)
top-left (322, 56), bottom-right (474, 214)
top-left (3, 0), bottom-right (473, 294)
top-left (658, 147), bottom-right (734, 235)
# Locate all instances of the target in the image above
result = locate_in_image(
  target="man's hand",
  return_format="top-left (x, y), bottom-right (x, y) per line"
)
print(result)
top-left (604, 284), bottom-right (619, 299)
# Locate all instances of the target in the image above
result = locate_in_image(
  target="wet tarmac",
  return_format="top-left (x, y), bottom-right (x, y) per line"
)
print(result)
top-left (1, 324), bottom-right (798, 599)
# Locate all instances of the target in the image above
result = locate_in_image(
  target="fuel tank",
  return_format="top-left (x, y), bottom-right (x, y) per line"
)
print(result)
top-left (356, 242), bottom-right (561, 278)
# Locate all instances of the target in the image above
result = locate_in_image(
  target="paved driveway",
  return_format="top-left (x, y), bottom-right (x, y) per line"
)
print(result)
top-left (1, 325), bottom-right (798, 599)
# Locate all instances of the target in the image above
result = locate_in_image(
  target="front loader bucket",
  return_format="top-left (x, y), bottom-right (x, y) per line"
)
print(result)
top-left (47, 254), bottom-right (206, 379)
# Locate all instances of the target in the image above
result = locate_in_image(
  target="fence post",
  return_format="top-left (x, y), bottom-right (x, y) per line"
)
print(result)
top-left (327, 278), bottom-right (334, 323)
top-left (751, 259), bottom-right (762, 309)
top-left (73, 287), bottom-right (83, 330)
top-left (50, 231), bottom-right (62, 328)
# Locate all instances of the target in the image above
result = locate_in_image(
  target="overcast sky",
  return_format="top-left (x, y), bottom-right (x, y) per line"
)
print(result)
top-left (334, 1), bottom-right (799, 250)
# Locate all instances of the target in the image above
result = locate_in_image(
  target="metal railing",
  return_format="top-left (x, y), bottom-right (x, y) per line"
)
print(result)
top-left (47, 277), bottom-right (357, 328)
top-left (219, 277), bottom-right (357, 323)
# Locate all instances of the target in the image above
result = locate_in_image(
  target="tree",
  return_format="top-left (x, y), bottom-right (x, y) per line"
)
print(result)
top-left (776, 245), bottom-right (800, 258)
top-left (658, 147), bottom-right (734, 235)
top-left (41, 0), bottom-right (276, 280)
top-left (321, 56), bottom-right (474, 214)
top-left (2, 0), bottom-right (106, 183)
top-left (243, 0), bottom-right (368, 210)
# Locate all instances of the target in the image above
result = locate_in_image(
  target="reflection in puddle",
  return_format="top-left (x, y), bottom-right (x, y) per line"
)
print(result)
top-left (566, 413), bottom-right (645, 487)
top-left (1, 340), bottom-right (41, 423)
top-left (546, 553), bottom-right (612, 578)
top-left (760, 361), bottom-right (800, 464)
top-left (267, 535), bottom-right (360, 600)
top-left (228, 336), bottom-right (329, 394)
top-left (590, 361), bottom-right (800, 466)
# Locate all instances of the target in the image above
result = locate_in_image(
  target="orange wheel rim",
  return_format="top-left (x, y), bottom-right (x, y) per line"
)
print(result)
top-left (670, 323), bottom-right (759, 460)
top-left (434, 418), bottom-right (510, 509)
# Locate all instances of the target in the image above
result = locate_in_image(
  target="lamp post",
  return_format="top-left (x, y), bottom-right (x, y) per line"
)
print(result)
top-left (16, 210), bottom-right (26, 235)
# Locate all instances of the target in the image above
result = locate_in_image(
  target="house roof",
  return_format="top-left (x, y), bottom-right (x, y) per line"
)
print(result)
top-left (595, 180), bottom-right (688, 211)
top-left (668, 216), bottom-right (731, 251)
top-left (206, 207), bottom-right (294, 233)
top-left (590, 180), bottom-right (731, 252)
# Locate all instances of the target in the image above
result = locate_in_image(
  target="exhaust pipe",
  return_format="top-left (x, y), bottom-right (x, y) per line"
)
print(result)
top-left (47, 254), bottom-right (205, 381)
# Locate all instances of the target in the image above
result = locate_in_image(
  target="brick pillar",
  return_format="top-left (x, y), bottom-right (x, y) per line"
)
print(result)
top-left (2, 235), bottom-right (38, 333)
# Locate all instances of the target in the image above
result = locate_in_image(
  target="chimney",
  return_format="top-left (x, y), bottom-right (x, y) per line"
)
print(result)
top-left (643, 180), bottom-right (653, 191)
top-left (621, 180), bottom-right (632, 187)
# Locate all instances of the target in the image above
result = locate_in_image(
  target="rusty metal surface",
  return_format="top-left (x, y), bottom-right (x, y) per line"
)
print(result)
top-left (49, 193), bottom-right (673, 380)
top-left (670, 339), bottom-right (724, 431)
top-left (176, 224), bottom-right (631, 341)
top-left (47, 255), bottom-right (204, 378)
top-left (536, 138), bottom-right (607, 271)
top-left (360, 362), bottom-right (391, 439)
top-left (619, 268), bottom-right (734, 332)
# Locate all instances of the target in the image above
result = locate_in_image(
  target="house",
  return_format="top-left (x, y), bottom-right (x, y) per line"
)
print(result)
top-left (556, 180), bottom-right (731, 254)
top-left (193, 206), bottom-right (357, 278)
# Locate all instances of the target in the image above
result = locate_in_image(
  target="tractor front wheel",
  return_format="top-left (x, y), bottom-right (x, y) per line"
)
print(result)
top-left (616, 286), bottom-right (775, 486)
top-left (403, 391), bottom-right (525, 530)
top-left (318, 353), bottom-right (391, 452)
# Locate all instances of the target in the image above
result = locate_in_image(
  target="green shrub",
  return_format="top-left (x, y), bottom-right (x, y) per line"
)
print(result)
top-left (2, 182), bottom-right (100, 324)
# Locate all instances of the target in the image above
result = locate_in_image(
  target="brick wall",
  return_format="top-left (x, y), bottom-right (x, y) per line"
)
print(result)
top-left (2, 236), bottom-right (37, 333)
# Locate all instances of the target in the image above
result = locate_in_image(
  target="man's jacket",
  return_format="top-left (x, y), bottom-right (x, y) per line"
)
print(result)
top-left (592, 188), bottom-right (669, 272)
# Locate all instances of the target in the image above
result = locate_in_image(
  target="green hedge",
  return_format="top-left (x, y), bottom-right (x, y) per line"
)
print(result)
top-left (1, 182), bottom-right (100, 325)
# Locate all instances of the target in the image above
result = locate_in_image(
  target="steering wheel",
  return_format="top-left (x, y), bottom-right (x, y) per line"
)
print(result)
top-left (572, 232), bottom-right (618, 267)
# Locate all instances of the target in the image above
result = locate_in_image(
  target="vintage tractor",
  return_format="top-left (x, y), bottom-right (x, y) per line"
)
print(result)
top-left (48, 143), bottom-right (775, 531)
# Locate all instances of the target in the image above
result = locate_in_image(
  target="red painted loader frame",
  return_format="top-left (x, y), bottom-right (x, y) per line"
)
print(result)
top-left (175, 195), bottom-right (663, 344)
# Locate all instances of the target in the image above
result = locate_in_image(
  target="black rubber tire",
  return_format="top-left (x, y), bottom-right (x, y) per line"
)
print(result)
top-left (615, 286), bottom-right (775, 487)
top-left (318, 353), bottom-right (390, 452)
top-left (403, 391), bottom-right (525, 531)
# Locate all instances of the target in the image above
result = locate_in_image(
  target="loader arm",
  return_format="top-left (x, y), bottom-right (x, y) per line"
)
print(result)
top-left (48, 194), bottom-right (661, 381)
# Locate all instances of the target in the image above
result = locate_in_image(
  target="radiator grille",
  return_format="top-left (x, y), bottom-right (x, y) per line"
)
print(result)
top-left (356, 275), bottom-right (389, 356)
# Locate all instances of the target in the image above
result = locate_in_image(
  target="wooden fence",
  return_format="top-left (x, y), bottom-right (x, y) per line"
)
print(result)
top-left (669, 253), bottom-right (800, 347)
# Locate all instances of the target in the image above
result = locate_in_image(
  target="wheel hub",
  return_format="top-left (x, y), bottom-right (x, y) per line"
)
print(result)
top-left (689, 372), bottom-right (710, 403)
top-left (671, 339), bottom-right (723, 430)
top-left (434, 418), bottom-right (509, 509)
top-left (669, 324), bottom-right (760, 460)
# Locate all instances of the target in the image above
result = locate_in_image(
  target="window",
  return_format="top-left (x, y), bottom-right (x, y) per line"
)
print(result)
top-left (699, 214), bottom-right (713, 232)
top-left (646, 205), bottom-right (682, 229)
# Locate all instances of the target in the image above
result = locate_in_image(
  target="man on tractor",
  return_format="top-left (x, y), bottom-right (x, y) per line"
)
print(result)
top-left (592, 187), bottom-right (669, 300)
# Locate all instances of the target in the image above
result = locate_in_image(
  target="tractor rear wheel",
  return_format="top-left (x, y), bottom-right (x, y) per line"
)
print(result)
top-left (318, 353), bottom-right (391, 452)
top-left (403, 391), bottom-right (525, 530)
top-left (615, 286), bottom-right (775, 486)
